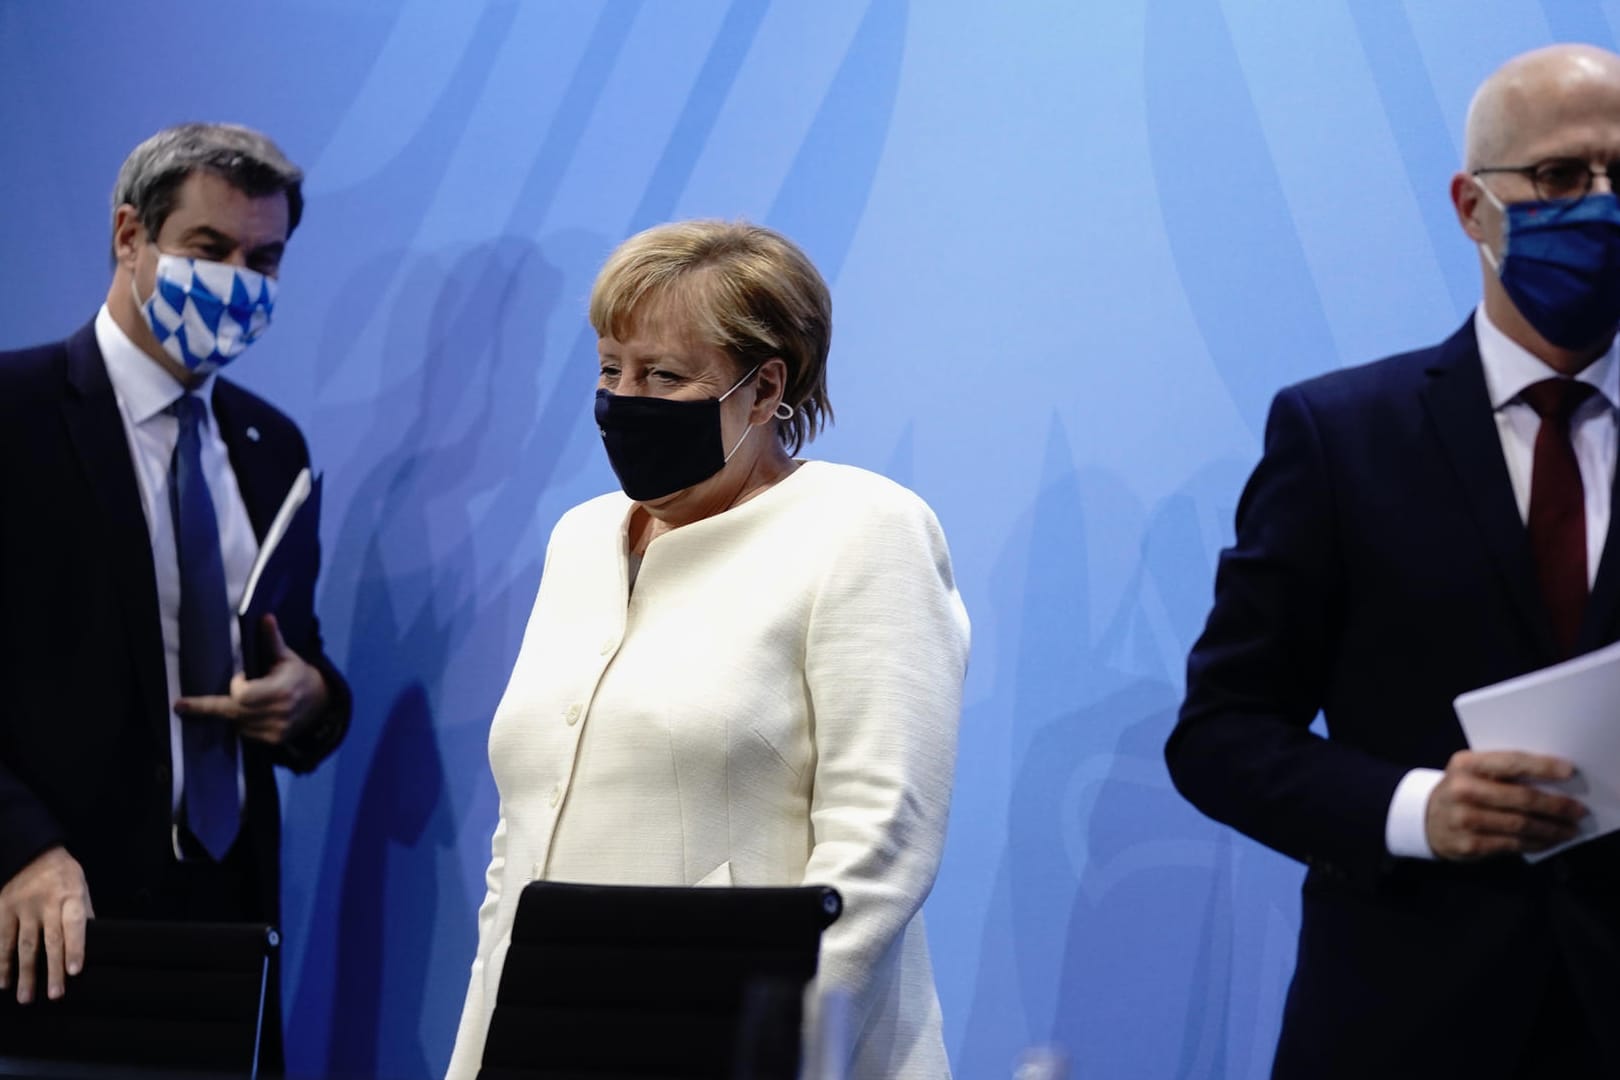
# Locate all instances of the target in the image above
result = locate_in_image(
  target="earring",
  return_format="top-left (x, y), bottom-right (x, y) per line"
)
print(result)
top-left (774, 401), bottom-right (795, 421)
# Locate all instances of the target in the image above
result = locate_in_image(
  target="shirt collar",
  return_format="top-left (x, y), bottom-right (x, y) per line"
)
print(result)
top-left (95, 304), bottom-right (216, 425)
top-left (1474, 303), bottom-right (1620, 411)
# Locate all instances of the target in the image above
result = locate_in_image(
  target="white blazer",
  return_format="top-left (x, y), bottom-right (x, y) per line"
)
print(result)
top-left (446, 461), bottom-right (969, 1079)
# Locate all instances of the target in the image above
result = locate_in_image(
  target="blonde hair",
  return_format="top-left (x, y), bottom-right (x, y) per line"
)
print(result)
top-left (589, 220), bottom-right (833, 453)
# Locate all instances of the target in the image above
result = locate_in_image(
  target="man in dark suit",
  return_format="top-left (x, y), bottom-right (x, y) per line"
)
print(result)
top-left (1168, 44), bottom-right (1620, 1078)
top-left (0, 123), bottom-right (350, 1069)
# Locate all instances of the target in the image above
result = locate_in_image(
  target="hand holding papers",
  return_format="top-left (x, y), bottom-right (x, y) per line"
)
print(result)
top-left (1455, 638), bottom-right (1620, 861)
top-left (238, 469), bottom-right (321, 679)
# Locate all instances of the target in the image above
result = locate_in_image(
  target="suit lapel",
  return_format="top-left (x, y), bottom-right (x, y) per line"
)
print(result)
top-left (211, 382), bottom-right (279, 542)
top-left (197, 383), bottom-right (288, 792)
top-left (1420, 319), bottom-right (1560, 661)
top-left (1578, 430), bottom-right (1620, 652)
top-left (59, 322), bottom-right (171, 739)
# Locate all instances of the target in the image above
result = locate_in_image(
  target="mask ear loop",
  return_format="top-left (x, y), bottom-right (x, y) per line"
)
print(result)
top-left (131, 243), bottom-right (159, 313)
top-left (720, 364), bottom-right (765, 463)
top-left (1473, 175), bottom-right (1508, 273)
top-left (726, 402), bottom-right (794, 460)
top-left (722, 365), bottom-right (794, 457)
top-left (718, 364), bottom-right (762, 401)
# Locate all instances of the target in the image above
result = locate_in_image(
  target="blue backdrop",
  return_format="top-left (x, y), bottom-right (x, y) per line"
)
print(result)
top-left (3, 2), bottom-right (1617, 1076)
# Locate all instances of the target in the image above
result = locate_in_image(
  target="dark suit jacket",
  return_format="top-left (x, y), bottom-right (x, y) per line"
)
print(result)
top-left (1167, 318), bottom-right (1620, 1078)
top-left (0, 320), bottom-right (351, 928)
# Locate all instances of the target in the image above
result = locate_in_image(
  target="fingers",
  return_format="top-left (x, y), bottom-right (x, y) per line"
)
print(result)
top-left (14, 913), bottom-right (37, 1004)
top-left (61, 895), bottom-right (88, 980)
top-left (0, 848), bottom-right (93, 1002)
top-left (174, 693), bottom-right (244, 721)
top-left (182, 649), bottom-right (321, 745)
top-left (236, 717), bottom-right (290, 744)
top-left (260, 613), bottom-right (292, 660)
top-left (229, 672), bottom-right (295, 744)
top-left (1430, 750), bottom-right (1590, 860)
top-left (1451, 771), bottom-right (1585, 825)
top-left (0, 908), bottom-right (13, 992)
top-left (1448, 749), bottom-right (1587, 823)
top-left (1433, 831), bottom-right (1526, 860)
top-left (235, 652), bottom-right (327, 745)
top-left (1438, 801), bottom-right (1579, 846)
top-left (1454, 749), bottom-right (1576, 784)
top-left (41, 906), bottom-right (64, 1001)
top-left (233, 669), bottom-right (293, 710)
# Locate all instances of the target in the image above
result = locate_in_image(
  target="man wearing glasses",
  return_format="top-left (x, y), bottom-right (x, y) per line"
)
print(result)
top-left (1168, 44), bottom-right (1620, 1078)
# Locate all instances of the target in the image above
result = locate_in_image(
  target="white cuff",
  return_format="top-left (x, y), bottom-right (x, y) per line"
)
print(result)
top-left (1385, 768), bottom-right (1445, 859)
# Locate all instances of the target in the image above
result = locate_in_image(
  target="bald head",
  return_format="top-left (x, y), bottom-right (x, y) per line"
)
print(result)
top-left (1452, 44), bottom-right (1620, 369)
top-left (1465, 44), bottom-right (1620, 170)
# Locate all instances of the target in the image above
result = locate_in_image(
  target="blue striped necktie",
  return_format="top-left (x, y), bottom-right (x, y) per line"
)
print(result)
top-left (169, 392), bottom-right (240, 861)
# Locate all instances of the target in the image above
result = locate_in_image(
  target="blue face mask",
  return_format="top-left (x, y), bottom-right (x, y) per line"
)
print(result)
top-left (134, 252), bottom-right (277, 376)
top-left (1477, 183), bottom-right (1620, 350)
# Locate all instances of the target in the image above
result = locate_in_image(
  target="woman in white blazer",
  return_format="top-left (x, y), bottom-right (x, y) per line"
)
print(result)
top-left (446, 220), bottom-right (969, 1079)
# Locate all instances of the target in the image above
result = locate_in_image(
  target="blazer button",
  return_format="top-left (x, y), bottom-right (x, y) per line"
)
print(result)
top-left (599, 638), bottom-right (615, 656)
top-left (550, 784), bottom-right (562, 808)
top-left (564, 704), bottom-right (581, 726)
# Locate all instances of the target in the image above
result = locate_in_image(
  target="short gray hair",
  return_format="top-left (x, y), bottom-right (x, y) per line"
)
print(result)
top-left (109, 123), bottom-right (304, 258)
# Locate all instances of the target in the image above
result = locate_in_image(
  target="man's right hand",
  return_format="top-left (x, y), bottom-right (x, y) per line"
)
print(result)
top-left (1427, 749), bottom-right (1588, 860)
top-left (0, 846), bottom-right (93, 1003)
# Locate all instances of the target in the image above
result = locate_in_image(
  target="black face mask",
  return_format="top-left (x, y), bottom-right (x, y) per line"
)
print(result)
top-left (594, 366), bottom-right (759, 501)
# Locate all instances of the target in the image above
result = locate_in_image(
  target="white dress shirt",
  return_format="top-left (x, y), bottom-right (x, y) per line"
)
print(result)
top-left (94, 305), bottom-right (256, 820)
top-left (1385, 306), bottom-right (1620, 858)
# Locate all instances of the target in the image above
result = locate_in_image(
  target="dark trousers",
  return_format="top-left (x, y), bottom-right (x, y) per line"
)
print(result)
top-left (1512, 964), bottom-right (1607, 1080)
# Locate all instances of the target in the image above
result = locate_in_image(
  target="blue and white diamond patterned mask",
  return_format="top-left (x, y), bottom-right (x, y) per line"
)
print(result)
top-left (135, 252), bottom-right (277, 375)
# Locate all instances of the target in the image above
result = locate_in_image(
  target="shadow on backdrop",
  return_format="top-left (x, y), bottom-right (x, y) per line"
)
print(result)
top-left (951, 417), bottom-right (1298, 1080)
top-left (288, 236), bottom-right (577, 1078)
top-left (1047, 464), bottom-right (1301, 1080)
top-left (279, 3), bottom-right (624, 1072)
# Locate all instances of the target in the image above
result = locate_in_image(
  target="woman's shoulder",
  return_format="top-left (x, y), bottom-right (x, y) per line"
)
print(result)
top-left (790, 460), bottom-right (934, 513)
top-left (549, 489), bottom-right (632, 543)
top-left (783, 461), bottom-right (946, 538)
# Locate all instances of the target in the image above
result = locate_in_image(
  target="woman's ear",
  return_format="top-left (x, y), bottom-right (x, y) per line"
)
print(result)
top-left (753, 357), bottom-right (789, 423)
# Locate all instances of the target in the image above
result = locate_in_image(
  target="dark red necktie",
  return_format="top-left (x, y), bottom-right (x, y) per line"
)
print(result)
top-left (1522, 378), bottom-right (1597, 656)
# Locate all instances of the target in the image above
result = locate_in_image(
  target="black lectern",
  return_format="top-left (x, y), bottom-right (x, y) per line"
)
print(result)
top-left (480, 881), bottom-right (842, 1080)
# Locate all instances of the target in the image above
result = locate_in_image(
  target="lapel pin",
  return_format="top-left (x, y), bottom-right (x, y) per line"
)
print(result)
top-left (246, 426), bottom-right (261, 442)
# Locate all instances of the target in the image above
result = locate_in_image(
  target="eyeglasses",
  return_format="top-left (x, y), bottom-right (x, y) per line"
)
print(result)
top-left (1472, 157), bottom-right (1620, 203)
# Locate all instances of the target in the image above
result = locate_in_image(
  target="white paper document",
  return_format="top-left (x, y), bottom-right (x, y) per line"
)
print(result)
top-left (1455, 637), bottom-right (1620, 861)
top-left (238, 467), bottom-right (312, 617)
